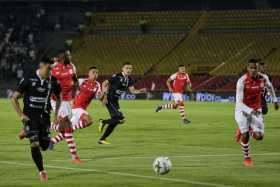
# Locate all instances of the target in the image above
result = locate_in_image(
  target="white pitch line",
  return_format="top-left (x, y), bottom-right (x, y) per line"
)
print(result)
top-left (50, 152), bottom-right (280, 162)
top-left (0, 160), bottom-right (233, 187)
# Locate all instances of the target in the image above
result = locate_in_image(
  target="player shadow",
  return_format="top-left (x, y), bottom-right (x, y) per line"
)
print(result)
top-left (49, 171), bottom-right (103, 180)
top-left (88, 153), bottom-right (141, 160)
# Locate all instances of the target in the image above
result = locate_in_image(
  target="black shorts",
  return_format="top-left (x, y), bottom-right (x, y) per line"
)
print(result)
top-left (106, 98), bottom-right (124, 120)
top-left (24, 114), bottom-right (51, 142)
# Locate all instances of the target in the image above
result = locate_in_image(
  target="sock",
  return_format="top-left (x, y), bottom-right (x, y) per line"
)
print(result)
top-left (250, 131), bottom-right (263, 140)
top-left (31, 146), bottom-right (44, 171)
top-left (100, 118), bottom-right (119, 140)
top-left (50, 122), bottom-right (59, 132)
top-left (51, 133), bottom-right (65, 144)
top-left (161, 103), bottom-right (178, 109)
top-left (73, 117), bottom-right (91, 130)
top-left (178, 103), bottom-right (186, 120)
top-left (249, 127), bottom-right (257, 140)
top-left (240, 140), bottom-right (250, 159)
top-left (100, 123), bottom-right (117, 140)
top-left (64, 128), bottom-right (79, 160)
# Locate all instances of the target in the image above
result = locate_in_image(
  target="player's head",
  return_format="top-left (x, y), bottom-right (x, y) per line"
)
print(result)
top-left (65, 50), bottom-right (72, 63)
top-left (88, 66), bottom-right (98, 80)
top-left (122, 62), bottom-right (133, 76)
top-left (247, 59), bottom-right (259, 78)
top-left (58, 51), bottom-right (71, 64)
top-left (258, 61), bottom-right (266, 74)
top-left (178, 64), bottom-right (186, 73)
top-left (39, 59), bottom-right (53, 78)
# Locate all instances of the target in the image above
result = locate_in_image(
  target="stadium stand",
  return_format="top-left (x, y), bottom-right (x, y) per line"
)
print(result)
top-left (72, 34), bottom-right (185, 75)
top-left (70, 9), bottom-right (280, 92)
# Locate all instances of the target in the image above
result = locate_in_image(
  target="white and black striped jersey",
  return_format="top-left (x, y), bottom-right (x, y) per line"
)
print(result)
top-left (108, 72), bottom-right (134, 99)
top-left (16, 70), bottom-right (61, 116)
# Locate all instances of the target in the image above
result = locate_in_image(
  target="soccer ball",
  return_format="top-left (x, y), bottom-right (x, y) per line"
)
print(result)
top-left (152, 157), bottom-right (172, 175)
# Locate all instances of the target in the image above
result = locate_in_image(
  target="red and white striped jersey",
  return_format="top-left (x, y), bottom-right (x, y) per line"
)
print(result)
top-left (235, 73), bottom-right (277, 113)
top-left (169, 72), bottom-right (191, 93)
top-left (72, 79), bottom-right (101, 110)
top-left (51, 62), bottom-right (77, 101)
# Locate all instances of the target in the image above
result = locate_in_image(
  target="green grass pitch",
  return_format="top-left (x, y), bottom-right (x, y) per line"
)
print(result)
top-left (0, 99), bottom-right (280, 187)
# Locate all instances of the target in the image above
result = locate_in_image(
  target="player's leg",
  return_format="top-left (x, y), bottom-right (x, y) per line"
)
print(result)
top-left (49, 99), bottom-right (60, 132)
top-left (61, 118), bottom-right (81, 163)
top-left (99, 99), bottom-right (118, 134)
top-left (99, 100), bottom-right (123, 144)
top-left (99, 115), bottom-right (124, 144)
top-left (155, 101), bottom-right (178, 112)
top-left (72, 109), bottom-right (93, 130)
top-left (174, 93), bottom-right (190, 124)
top-left (50, 122), bottom-right (60, 132)
top-left (49, 116), bottom-right (66, 148)
top-left (63, 126), bottom-right (81, 163)
top-left (250, 114), bottom-right (264, 141)
top-left (39, 116), bottom-right (51, 151)
top-left (49, 109), bottom-right (92, 150)
top-left (52, 101), bottom-right (81, 163)
top-left (50, 132), bottom-right (65, 145)
top-left (235, 110), bottom-right (253, 166)
top-left (18, 127), bottom-right (26, 140)
top-left (25, 120), bottom-right (48, 181)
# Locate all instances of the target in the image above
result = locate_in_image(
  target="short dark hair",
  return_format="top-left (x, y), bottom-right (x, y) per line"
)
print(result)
top-left (178, 64), bottom-right (185, 67)
top-left (248, 58), bottom-right (260, 64)
top-left (89, 66), bottom-right (98, 70)
top-left (123, 62), bottom-right (132, 66)
top-left (40, 58), bottom-right (53, 65)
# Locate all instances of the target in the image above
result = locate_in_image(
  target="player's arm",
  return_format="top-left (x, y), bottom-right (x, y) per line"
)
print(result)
top-left (185, 78), bottom-right (192, 92)
top-left (264, 75), bottom-right (279, 110)
top-left (236, 79), bottom-right (259, 116)
top-left (51, 76), bottom-right (62, 120)
top-left (167, 73), bottom-right (176, 92)
top-left (128, 86), bottom-right (147, 94)
top-left (72, 75), bottom-right (79, 99)
top-left (100, 80), bottom-right (109, 105)
top-left (71, 63), bottom-right (79, 98)
top-left (166, 78), bottom-right (173, 92)
top-left (11, 91), bottom-right (29, 122)
top-left (186, 74), bottom-right (192, 92)
top-left (186, 83), bottom-right (192, 92)
top-left (10, 78), bottom-right (30, 123)
top-left (95, 82), bottom-right (107, 101)
top-left (102, 80), bottom-right (110, 92)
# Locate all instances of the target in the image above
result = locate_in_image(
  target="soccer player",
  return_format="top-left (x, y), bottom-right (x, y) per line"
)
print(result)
top-left (50, 51), bottom-right (81, 163)
top-left (258, 61), bottom-right (279, 114)
top-left (155, 64), bottom-right (192, 124)
top-left (50, 66), bottom-right (105, 147)
top-left (10, 60), bottom-right (61, 181)
top-left (235, 59), bottom-right (278, 167)
top-left (98, 62), bottom-right (147, 144)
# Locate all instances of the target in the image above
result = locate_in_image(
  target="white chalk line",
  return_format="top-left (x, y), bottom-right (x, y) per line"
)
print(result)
top-left (50, 152), bottom-right (280, 162)
top-left (0, 160), bottom-right (233, 187)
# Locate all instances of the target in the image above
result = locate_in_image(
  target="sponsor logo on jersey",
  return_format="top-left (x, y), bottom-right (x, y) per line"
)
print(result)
top-left (29, 96), bottom-right (46, 103)
top-left (37, 87), bottom-right (46, 92)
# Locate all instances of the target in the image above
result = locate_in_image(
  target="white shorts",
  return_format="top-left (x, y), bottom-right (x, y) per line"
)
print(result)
top-left (172, 93), bottom-right (183, 103)
top-left (58, 101), bottom-right (72, 118)
top-left (235, 109), bottom-right (264, 134)
top-left (71, 108), bottom-right (88, 126)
